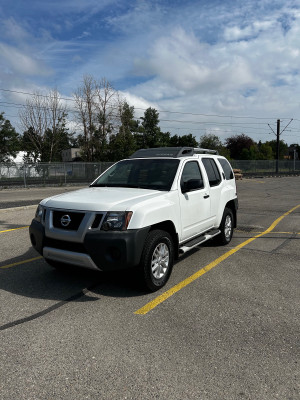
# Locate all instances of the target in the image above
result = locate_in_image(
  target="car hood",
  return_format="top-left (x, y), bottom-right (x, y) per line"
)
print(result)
top-left (41, 187), bottom-right (166, 212)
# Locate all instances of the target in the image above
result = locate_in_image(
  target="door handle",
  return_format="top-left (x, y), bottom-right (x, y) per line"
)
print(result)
top-left (203, 194), bottom-right (210, 199)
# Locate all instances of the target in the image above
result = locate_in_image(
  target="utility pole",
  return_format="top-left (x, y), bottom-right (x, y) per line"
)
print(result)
top-left (276, 119), bottom-right (280, 174)
top-left (268, 118), bottom-right (293, 174)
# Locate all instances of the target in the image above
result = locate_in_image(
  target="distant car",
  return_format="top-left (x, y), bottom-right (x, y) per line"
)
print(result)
top-left (30, 147), bottom-right (238, 291)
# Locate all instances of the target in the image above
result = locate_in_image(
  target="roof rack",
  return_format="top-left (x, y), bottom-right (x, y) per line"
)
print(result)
top-left (129, 147), bottom-right (218, 158)
top-left (193, 147), bottom-right (219, 155)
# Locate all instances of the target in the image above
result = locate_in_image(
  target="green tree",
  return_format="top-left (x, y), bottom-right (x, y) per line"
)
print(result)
top-left (21, 127), bottom-right (41, 162)
top-left (199, 133), bottom-right (222, 150)
top-left (140, 107), bottom-right (161, 147)
top-left (108, 102), bottom-right (138, 161)
top-left (169, 134), bottom-right (198, 147)
top-left (44, 113), bottom-right (73, 162)
top-left (225, 134), bottom-right (255, 160)
top-left (21, 112), bottom-right (72, 162)
top-left (289, 144), bottom-right (300, 160)
top-left (266, 140), bottom-right (288, 159)
top-left (257, 141), bottom-right (273, 160)
top-left (0, 113), bottom-right (20, 162)
top-left (199, 133), bottom-right (230, 158)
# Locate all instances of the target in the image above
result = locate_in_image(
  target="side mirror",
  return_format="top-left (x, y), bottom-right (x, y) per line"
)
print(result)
top-left (182, 178), bottom-right (203, 193)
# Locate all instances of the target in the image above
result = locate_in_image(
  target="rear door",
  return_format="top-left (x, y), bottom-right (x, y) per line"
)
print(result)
top-left (201, 158), bottom-right (223, 221)
top-left (178, 160), bottom-right (213, 241)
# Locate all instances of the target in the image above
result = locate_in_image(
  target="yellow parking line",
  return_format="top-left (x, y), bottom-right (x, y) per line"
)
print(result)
top-left (0, 256), bottom-right (43, 269)
top-left (135, 204), bottom-right (300, 315)
top-left (236, 230), bottom-right (300, 235)
top-left (0, 226), bottom-right (29, 234)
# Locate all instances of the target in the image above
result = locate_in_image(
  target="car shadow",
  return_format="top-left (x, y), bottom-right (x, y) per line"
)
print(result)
top-left (0, 219), bottom-right (30, 230)
top-left (0, 248), bottom-right (148, 303)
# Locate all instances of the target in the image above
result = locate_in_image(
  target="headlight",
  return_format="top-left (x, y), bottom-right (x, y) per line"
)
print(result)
top-left (35, 204), bottom-right (44, 222)
top-left (101, 212), bottom-right (133, 231)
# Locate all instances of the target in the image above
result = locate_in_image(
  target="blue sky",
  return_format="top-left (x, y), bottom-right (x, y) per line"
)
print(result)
top-left (1, 0), bottom-right (300, 144)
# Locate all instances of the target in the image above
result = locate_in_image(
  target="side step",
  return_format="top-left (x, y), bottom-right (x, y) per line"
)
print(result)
top-left (179, 229), bottom-right (221, 254)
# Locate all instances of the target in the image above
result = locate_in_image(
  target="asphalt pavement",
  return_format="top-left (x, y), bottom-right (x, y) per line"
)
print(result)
top-left (0, 177), bottom-right (299, 399)
top-left (0, 185), bottom-right (86, 209)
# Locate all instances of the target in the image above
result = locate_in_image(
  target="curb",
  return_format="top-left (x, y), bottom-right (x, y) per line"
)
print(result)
top-left (0, 204), bottom-right (37, 213)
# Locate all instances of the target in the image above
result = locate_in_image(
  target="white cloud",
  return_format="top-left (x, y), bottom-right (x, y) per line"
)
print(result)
top-left (1, 0), bottom-right (300, 144)
top-left (0, 43), bottom-right (52, 76)
top-left (120, 91), bottom-right (157, 116)
top-left (131, 27), bottom-right (256, 99)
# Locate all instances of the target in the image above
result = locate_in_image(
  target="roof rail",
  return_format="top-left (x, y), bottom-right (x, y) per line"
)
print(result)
top-left (194, 148), bottom-right (219, 155)
top-left (130, 147), bottom-right (218, 158)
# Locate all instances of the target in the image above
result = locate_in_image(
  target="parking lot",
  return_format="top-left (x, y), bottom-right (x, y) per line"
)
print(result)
top-left (0, 177), bottom-right (299, 399)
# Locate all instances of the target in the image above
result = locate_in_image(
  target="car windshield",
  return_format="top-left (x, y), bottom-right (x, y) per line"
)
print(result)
top-left (90, 159), bottom-right (180, 191)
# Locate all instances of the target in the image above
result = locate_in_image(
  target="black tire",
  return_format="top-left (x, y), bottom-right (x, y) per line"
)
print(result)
top-left (140, 230), bottom-right (174, 292)
top-left (217, 207), bottom-right (234, 245)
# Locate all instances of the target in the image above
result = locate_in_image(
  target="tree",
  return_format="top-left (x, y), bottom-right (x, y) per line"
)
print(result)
top-left (108, 102), bottom-right (137, 161)
top-left (199, 133), bottom-right (223, 150)
top-left (199, 133), bottom-right (230, 158)
top-left (140, 107), bottom-right (161, 147)
top-left (0, 113), bottom-right (20, 162)
top-left (19, 89), bottom-right (70, 162)
top-left (266, 140), bottom-right (288, 159)
top-left (73, 75), bottom-right (96, 161)
top-left (169, 133), bottom-right (198, 147)
top-left (289, 144), bottom-right (300, 160)
top-left (257, 141), bottom-right (273, 160)
top-left (44, 113), bottom-right (73, 162)
top-left (73, 76), bottom-right (121, 161)
top-left (225, 134), bottom-right (255, 160)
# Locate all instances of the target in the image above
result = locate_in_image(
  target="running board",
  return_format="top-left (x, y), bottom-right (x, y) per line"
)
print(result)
top-left (179, 229), bottom-right (221, 254)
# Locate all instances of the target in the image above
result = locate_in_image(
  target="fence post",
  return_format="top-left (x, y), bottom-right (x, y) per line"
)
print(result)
top-left (64, 163), bottom-right (67, 185)
top-left (23, 163), bottom-right (27, 188)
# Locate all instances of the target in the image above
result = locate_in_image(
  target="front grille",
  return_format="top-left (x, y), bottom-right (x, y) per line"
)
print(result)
top-left (52, 210), bottom-right (85, 231)
top-left (91, 213), bottom-right (104, 229)
top-left (44, 237), bottom-right (87, 254)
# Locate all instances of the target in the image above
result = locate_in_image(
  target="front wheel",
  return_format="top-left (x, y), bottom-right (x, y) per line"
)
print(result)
top-left (140, 230), bottom-right (174, 292)
top-left (217, 208), bottom-right (234, 245)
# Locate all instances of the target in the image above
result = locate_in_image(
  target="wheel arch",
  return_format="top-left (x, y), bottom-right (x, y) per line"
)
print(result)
top-left (224, 199), bottom-right (238, 228)
top-left (149, 220), bottom-right (179, 259)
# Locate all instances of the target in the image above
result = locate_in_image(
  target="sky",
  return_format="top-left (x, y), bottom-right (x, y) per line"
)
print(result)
top-left (1, 0), bottom-right (300, 145)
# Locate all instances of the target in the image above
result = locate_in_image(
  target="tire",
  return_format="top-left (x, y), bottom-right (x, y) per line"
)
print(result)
top-left (140, 230), bottom-right (174, 292)
top-left (217, 207), bottom-right (234, 245)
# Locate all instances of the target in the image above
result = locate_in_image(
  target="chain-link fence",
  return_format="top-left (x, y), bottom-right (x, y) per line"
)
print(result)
top-left (0, 159), bottom-right (299, 187)
top-left (0, 162), bottom-right (114, 187)
top-left (230, 159), bottom-right (300, 175)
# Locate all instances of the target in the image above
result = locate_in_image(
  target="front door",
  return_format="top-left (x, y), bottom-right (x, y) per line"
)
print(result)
top-left (178, 160), bottom-right (213, 241)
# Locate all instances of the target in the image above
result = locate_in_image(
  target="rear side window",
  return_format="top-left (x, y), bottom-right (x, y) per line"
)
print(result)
top-left (202, 158), bottom-right (221, 187)
top-left (218, 158), bottom-right (234, 180)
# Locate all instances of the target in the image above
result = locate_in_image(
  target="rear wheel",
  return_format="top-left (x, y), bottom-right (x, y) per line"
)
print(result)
top-left (140, 230), bottom-right (174, 292)
top-left (218, 207), bottom-right (234, 245)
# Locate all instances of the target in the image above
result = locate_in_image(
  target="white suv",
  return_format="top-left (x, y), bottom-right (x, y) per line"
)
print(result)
top-left (30, 147), bottom-right (238, 291)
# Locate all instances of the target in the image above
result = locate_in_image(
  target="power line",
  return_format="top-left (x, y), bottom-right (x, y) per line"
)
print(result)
top-left (1, 87), bottom-right (299, 143)
top-left (0, 87), bottom-right (296, 121)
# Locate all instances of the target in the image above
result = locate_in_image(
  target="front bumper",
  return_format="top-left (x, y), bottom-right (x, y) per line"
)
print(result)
top-left (29, 219), bottom-right (150, 271)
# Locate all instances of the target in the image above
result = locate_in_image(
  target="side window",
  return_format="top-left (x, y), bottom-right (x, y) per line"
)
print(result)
top-left (180, 161), bottom-right (204, 192)
top-left (218, 158), bottom-right (234, 180)
top-left (202, 158), bottom-right (221, 187)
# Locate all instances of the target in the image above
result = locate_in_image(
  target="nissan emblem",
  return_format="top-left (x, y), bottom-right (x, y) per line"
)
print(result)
top-left (60, 214), bottom-right (71, 227)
